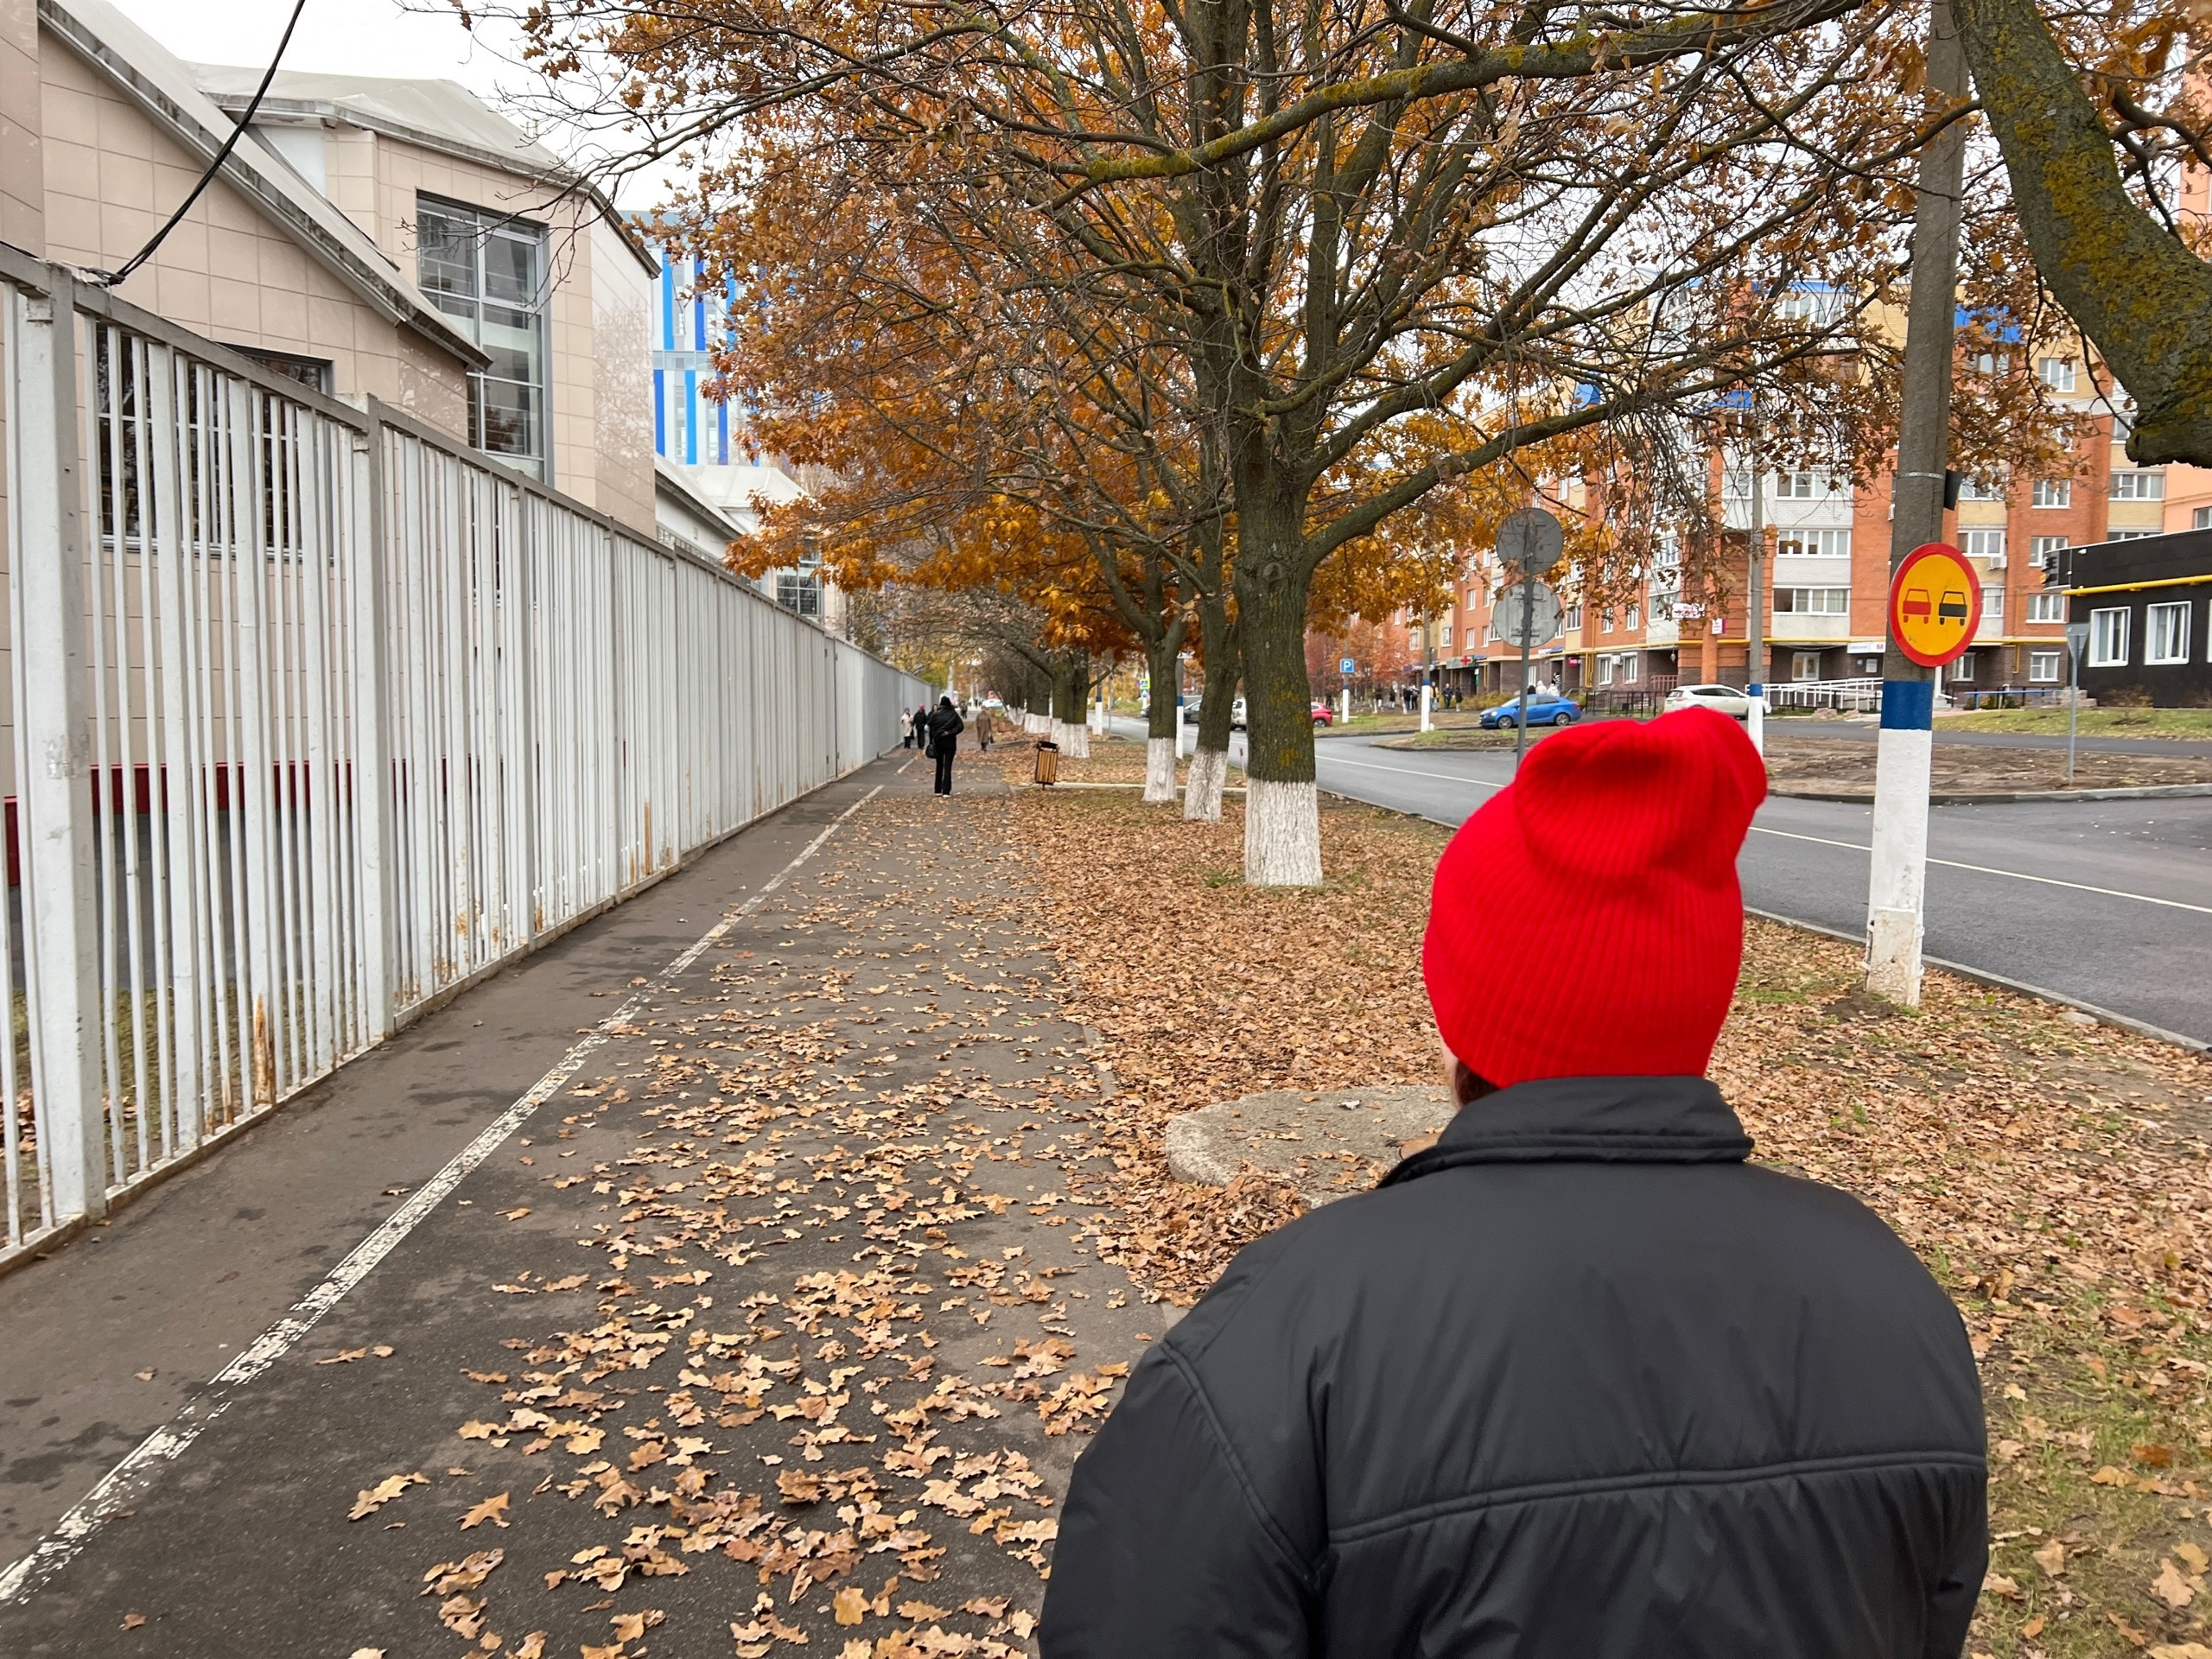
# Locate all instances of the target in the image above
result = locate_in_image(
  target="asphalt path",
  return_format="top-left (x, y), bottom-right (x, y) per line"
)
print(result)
top-left (1115, 717), bottom-right (2212, 1045)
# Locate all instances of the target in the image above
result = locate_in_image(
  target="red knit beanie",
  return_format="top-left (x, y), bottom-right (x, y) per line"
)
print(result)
top-left (1422, 708), bottom-right (1767, 1088)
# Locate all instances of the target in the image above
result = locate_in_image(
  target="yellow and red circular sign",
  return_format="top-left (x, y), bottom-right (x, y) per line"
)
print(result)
top-left (1888, 542), bottom-right (1980, 668)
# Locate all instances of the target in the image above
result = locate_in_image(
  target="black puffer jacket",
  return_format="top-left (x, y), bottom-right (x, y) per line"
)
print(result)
top-left (1041, 1076), bottom-right (1986, 1658)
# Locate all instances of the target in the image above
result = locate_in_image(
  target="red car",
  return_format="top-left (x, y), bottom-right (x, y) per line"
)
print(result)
top-left (1311, 700), bottom-right (1335, 727)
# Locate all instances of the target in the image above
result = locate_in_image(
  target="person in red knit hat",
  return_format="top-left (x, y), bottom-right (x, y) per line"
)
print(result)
top-left (1043, 709), bottom-right (1986, 1659)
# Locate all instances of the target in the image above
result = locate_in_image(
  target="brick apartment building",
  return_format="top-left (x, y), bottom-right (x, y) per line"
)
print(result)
top-left (1390, 346), bottom-right (2153, 702)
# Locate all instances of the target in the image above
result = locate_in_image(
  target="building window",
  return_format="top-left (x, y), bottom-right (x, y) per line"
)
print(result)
top-left (416, 196), bottom-right (548, 477)
top-left (2145, 601), bottom-right (2191, 664)
top-left (1961, 528), bottom-right (2005, 563)
top-left (1956, 474), bottom-right (2006, 502)
top-left (1596, 655), bottom-right (1614, 686)
top-left (2029, 535), bottom-right (2069, 569)
top-left (2029, 649), bottom-right (2062, 683)
top-left (2195, 506), bottom-right (2212, 530)
top-left (2026, 592), bottom-right (2064, 623)
top-left (1950, 652), bottom-right (1974, 683)
top-left (2110, 410), bottom-right (2135, 442)
top-left (1969, 351), bottom-right (2012, 378)
top-left (1982, 585), bottom-right (2005, 627)
top-left (1625, 604), bottom-right (1640, 630)
top-left (1562, 604), bottom-right (1583, 631)
top-left (2110, 470), bottom-right (2165, 500)
top-left (1439, 621), bottom-right (1452, 649)
top-left (1600, 610), bottom-right (1615, 634)
top-left (2031, 479), bottom-right (2071, 508)
top-left (1774, 472), bottom-right (1819, 499)
top-left (230, 346), bottom-right (334, 393)
top-left (2088, 606), bottom-right (2130, 666)
top-left (1777, 528), bottom-right (1852, 558)
top-left (2037, 357), bottom-right (2078, 392)
top-left (1792, 651), bottom-right (1822, 681)
top-left (2106, 529), bottom-right (2159, 541)
top-left (1773, 587), bottom-right (1849, 614)
top-left (1649, 590), bottom-right (1676, 623)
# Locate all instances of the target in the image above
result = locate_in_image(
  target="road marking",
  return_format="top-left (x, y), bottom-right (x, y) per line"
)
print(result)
top-left (1748, 825), bottom-right (2212, 916)
top-left (0, 785), bottom-right (884, 1606)
top-left (1320, 750), bottom-right (2212, 918)
top-left (1319, 753), bottom-right (1510, 791)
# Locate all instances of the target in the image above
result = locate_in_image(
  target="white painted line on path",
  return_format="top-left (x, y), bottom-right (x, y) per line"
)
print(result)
top-left (0, 785), bottom-right (883, 1606)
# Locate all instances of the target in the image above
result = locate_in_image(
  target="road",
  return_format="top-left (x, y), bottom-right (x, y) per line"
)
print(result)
top-left (1115, 717), bottom-right (2212, 1045)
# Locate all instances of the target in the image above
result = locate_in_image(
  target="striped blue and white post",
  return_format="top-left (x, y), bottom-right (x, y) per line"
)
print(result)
top-left (1865, 674), bottom-right (1935, 1001)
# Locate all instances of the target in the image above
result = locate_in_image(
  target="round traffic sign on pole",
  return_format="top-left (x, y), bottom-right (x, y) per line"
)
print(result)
top-left (1497, 508), bottom-right (1565, 575)
top-left (1887, 542), bottom-right (1980, 668)
top-left (1491, 580), bottom-right (1562, 643)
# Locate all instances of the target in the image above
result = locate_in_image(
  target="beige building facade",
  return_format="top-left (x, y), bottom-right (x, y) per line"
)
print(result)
top-left (0, 0), bottom-right (658, 533)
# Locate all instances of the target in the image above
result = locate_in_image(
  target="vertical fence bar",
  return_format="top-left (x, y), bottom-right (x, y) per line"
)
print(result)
top-left (349, 417), bottom-right (395, 1042)
top-left (8, 281), bottom-right (106, 1221)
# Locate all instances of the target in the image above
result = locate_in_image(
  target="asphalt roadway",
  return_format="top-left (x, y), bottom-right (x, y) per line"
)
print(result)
top-left (1116, 718), bottom-right (2212, 1046)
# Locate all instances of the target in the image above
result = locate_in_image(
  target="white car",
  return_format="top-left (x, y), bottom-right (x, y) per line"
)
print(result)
top-left (1664, 683), bottom-right (1768, 720)
top-left (1231, 696), bottom-right (1249, 731)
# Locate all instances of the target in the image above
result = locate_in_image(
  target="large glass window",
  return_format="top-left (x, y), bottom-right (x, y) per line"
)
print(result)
top-left (416, 196), bottom-right (548, 478)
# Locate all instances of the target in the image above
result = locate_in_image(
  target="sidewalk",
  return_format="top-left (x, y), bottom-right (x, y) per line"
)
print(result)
top-left (0, 746), bottom-right (1154, 1656)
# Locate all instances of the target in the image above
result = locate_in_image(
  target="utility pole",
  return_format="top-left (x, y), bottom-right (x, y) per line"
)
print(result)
top-left (1865, 0), bottom-right (1967, 1006)
top-left (1745, 425), bottom-right (1767, 753)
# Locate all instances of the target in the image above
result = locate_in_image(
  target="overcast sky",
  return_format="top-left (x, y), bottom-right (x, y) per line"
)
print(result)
top-left (105, 0), bottom-right (679, 204)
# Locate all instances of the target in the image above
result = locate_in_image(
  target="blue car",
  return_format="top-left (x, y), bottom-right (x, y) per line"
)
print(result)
top-left (1479, 691), bottom-right (1580, 729)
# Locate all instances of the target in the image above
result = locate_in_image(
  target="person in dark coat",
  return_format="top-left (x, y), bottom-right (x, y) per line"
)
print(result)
top-left (909, 706), bottom-right (930, 753)
top-left (925, 696), bottom-right (964, 794)
top-left (1041, 709), bottom-right (1986, 1659)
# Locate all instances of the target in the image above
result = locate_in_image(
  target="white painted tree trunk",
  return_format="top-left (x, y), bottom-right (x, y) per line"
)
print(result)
top-left (1183, 746), bottom-right (1228, 821)
top-left (1244, 778), bottom-right (1323, 886)
top-left (1054, 721), bottom-right (1090, 758)
top-left (1143, 736), bottom-right (1179, 802)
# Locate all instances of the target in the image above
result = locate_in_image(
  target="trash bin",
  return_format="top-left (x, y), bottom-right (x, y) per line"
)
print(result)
top-left (1034, 740), bottom-right (1059, 785)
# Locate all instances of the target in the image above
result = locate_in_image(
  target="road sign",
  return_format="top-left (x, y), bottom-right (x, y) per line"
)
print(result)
top-left (1492, 580), bottom-right (1562, 645)
top-left (1497, 508), bottom-right (1565, 575)
top-left (2064, 621), bottom-right (2089, 659)
top-left (1339, 657), bottom-right (1356, 675)
top-left (1887, 541), bottom-right (1979, 668)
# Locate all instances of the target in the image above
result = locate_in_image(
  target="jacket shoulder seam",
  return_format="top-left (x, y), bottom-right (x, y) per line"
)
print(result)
top-left (1160, 1341), bottom-right (1315, 1585)
top-left (1328, 1448), bottom-right (1988, 1546)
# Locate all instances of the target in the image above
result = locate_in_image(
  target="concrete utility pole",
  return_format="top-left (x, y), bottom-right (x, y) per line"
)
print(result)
top-left (1745, 431), bottom-right (1767, 753)
top-left (1865, 0), bottom-right (1967, 1006)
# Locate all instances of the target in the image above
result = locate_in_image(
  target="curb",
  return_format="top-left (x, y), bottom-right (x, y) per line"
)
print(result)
top-left (1306, 784), bottom-right (2210, 1061)
top-left (1770, 781), bottom-right (2212, 804)
top-left (1742, 906), bottom-right (2211, 1057)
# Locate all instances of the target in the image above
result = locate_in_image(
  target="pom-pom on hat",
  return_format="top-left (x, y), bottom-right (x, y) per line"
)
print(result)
top-left (1422, 708), bottom-right (1767, 1089)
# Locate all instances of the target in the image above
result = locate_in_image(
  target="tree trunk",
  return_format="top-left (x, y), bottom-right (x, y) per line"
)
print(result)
top-left (1142, 632), bottom-right (1180, 800)
top-left (1052, 656), bottom-right (1090, 757)
top-left (1952, 0), bottom-right (2212, 465)
top-left (1234, 544), bottom-right (1321, 885)
top-left (1184, 598), bottom-right (1241, 822)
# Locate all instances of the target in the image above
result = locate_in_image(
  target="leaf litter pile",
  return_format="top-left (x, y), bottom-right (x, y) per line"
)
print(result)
top-left (344, 780), bottom-right (1163, 1659)
top-left (1001, 737), bottom-right (2212, 1659)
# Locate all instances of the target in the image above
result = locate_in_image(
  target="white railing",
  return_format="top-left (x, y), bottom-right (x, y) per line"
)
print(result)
top-left (0, 247), bottom-right (925, 1268)
top-left (1767, 677), bottom-right (1884, 713)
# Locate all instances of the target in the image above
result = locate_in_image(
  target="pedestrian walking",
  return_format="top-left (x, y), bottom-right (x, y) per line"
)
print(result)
top-left (925, 696), bottom-right (964, 795)
top-left (1042, 709), bottom-right (1986, 1658)
top-left (910, 705), bottom-right (930, 754)
top-left (975, 703), bottom-right (995, 752)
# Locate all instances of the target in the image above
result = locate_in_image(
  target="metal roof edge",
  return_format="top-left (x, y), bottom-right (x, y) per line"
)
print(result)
top-left (39, 0), bottom-right (490, 370)
top-left (203, 86), bottom-right (661, 280)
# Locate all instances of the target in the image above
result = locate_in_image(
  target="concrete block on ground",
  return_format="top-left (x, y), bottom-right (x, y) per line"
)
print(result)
top-left (1166, 1084), bottom-right (1454, 1205)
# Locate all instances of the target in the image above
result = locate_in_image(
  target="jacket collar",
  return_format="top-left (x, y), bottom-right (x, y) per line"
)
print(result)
top-left (1378, 1075), bottom-right (1752, 1188)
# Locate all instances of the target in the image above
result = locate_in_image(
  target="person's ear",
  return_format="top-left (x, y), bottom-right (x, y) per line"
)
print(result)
top-left (1452, 1058), bottom-right (1496, 1108)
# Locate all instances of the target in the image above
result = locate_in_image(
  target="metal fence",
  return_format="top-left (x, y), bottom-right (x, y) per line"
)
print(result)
top-left (0, 249), bottom-right (924, 1268)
